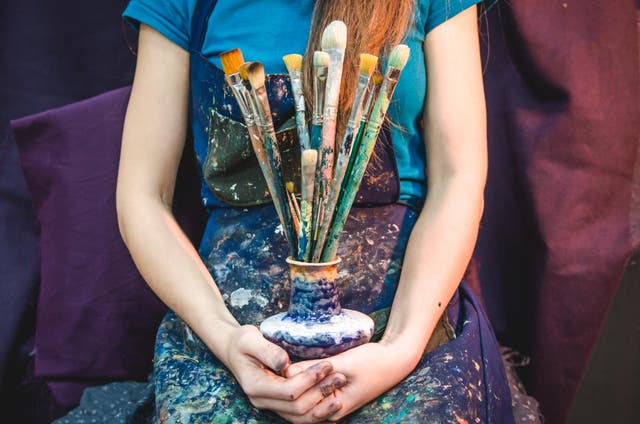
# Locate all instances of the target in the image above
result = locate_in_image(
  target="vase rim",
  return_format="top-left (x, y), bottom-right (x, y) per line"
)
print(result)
top-left (286, 256), bottom-right (341, 267)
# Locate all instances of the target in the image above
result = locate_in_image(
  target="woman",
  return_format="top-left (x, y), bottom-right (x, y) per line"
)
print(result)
top-left (115, 0), bottom-right (514, 422)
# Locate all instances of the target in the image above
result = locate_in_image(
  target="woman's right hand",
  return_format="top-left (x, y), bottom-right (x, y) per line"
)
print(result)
top-left (223, 325), bottom-right (346, 423)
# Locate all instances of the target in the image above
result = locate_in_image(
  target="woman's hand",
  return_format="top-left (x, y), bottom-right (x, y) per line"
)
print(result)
top-left (224, 325), bottom-right (347, 423)
top-left (284, 340), bottom-right (420, 422)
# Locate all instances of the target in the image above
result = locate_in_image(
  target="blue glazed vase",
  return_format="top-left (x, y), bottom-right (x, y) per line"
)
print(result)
top-left (260, 257), bottom-right (374, 359)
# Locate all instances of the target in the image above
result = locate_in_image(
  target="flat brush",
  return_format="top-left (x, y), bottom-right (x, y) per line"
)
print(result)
top-left (220, 49), bottom-right (263, 148)
top-left (322, 45), bottom-right (410, 262)
top-left (286, 182), bottom-right (301, 236)
top-left (283, 54), bottom-right (310, 151)
top-left (312, 53), bottom-right (377, 260)
top-left (244, 61), bottom-right (297, 254)
top-left (286, 181), bottom-right (301, 222)
top-left (312, 21), bottom-right (347, 262)
top-left (336, 70), bottom-right (383, 212)
top-left (298, 149), bottom-right (317, 261)
top-left (309, 51), bottom-right (329, 257)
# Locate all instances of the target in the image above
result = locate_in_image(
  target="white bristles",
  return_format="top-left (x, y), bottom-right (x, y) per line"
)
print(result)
top-left (313, 51), bottom-right (330, 68)
top-left (321, 20), bottom-right (347, 50)
top-left (387, 44), bottom-right (410, 71)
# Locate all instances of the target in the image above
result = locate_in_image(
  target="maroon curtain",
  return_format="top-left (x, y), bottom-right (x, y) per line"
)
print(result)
top-left (477, 1), bottom-right (640, 423)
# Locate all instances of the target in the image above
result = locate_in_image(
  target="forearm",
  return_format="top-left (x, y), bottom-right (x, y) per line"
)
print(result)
top-left (117, 195), bottom-right (240, 364)
top-left (380, 172), bottom-right (484, 366)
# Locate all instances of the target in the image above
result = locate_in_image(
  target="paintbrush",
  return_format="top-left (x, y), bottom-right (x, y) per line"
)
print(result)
top-left (286, 182), bottom-right (301, 236)
top-left (220, 49), bottom-right (265, 151)
top-left (244, 61), bottom-right (297, 254)
top-left (311, 21), bottom-right (347, 262)
top-left (298, 149), bottom-right (317, 261)
top-left (283, 54), bottom-right (310, 151)
top-left (321, 45), bottom-right (410, 262)
top-left (335, 70), bottom-right (384, 214)
top-left (287, 181), bottom-right (302, 221)
top-left (312, 53), bottom-right (378, 260)
top-left (311, 51), bottom-right (329, 151)
top-left (308, 51), bottom-right (329, 258)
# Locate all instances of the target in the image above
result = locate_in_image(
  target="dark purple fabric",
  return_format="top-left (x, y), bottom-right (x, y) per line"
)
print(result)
top-left (11, 86), bottom-right (205, 404)
top-left (0, 0), bottom-right (137, 410)
top-left (477, 2), bottom-right (640, 423)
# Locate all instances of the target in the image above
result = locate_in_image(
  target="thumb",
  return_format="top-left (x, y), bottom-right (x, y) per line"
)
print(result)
top-left (238, 327), bottom-right (291, 372)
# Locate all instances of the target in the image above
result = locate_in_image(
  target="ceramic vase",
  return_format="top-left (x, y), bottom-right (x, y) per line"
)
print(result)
top-left (260, 257), bottom-right (374, 359)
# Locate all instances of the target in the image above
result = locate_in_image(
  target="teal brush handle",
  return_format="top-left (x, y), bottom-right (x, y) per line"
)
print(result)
top-left (321, 87), bottom-right (391, 262)
top-left (310, 124), bottom-right (322, 150)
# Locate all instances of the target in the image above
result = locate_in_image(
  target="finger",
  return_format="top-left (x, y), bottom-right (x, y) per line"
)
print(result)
top-left (250, 361), bottom-right (334, 401)
top-left (276, 393), bottom-right (343, 424)
top-left (317, 372), bottom-right (347, 398)
top-left (285, 358), bottom-right (324, 378)
top-left (236, 326), bottom-right (290, 372)
top-left (251, 372), bottom-right (346, 415)
top-left (310, 393), bottom-right (343, 421)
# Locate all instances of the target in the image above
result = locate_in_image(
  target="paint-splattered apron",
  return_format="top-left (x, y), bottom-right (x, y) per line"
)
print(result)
top-left (152, 0), bottom-right (516, 422)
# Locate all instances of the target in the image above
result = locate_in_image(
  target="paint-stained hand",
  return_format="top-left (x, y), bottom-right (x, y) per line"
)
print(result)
top-left (284, 341), bottom-right (419, 422)
top-left (224, 325), bottom-right (347, 423)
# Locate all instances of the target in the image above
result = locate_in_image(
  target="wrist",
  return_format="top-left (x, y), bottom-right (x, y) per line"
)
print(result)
top-left (377, 335), bottom-right (424, 374)
top-left (198, 316), bottom-right (241, 366)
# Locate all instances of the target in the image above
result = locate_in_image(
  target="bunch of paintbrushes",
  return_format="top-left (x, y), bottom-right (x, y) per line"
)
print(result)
top-left (220, 20), bottom-right (410, 263)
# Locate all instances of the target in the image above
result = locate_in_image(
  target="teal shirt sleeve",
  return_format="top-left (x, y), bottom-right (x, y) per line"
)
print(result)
top-left (425, 0), bottom-right (481, 34)
top-left (123, 0), bottom-right (197, 51)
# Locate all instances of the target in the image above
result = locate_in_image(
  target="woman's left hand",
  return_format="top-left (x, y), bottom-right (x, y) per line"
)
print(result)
top-left (284, 340), bottom-right (420, 422)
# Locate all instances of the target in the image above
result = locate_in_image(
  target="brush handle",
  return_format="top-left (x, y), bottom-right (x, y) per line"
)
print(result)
top-left (298, 149), bottom-right (317, 261)
top-left (312, 73), bottom-right (372, 258)
top-left (321, 73), bottom-right (401, 262)
top-left (250, 87), bottom-right (297, 256)
top-left (310, 124), bottom-right (322, 150)
top-left (312, 48), bottom-right (345, 261)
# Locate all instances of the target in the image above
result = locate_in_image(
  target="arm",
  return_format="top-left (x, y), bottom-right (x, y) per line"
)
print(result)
top-left (117, 24), bottom-right (344, 422)
top-left (288, 5), bottom-right (487, 419)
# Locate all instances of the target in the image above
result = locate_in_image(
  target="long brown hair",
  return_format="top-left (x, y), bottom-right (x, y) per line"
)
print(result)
top-left (302, 0), bottom-right (415, 139)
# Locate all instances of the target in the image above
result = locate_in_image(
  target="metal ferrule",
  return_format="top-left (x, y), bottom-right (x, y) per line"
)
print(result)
top-left (313, 67), bottom-right (327, 125)
top-left (346, 73), bottom-right (371, 129)
top-left (226, 73), bottom-right (254, 125)
top-left (289, 70), bottom-right (305, 113)
top-left (368, 67), bottom-right (402, 132)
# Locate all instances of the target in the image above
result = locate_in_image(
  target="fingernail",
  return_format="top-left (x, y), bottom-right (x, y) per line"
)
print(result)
top-left (310, 361), bottom-right (332, 376)
top-left (330, 400), bottom-right (342, 412)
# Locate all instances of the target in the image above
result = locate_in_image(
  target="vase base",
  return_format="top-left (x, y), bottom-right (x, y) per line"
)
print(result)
top-left (260, 309), bottom-right (374, 359)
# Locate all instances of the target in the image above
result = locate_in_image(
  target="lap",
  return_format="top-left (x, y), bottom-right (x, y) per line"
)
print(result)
top-left (153, 284), bottom-right (513, 423)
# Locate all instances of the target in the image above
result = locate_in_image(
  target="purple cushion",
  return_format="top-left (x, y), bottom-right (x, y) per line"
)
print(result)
top-left (10, 86), bottom-right (205, 386)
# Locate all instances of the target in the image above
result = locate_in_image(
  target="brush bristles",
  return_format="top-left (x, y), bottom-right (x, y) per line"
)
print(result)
top-left (313, 51), bottom-right (330, 68)
top-left (286, 181), bottom-right (295, 193)
top-left (220, 48), bottom-right (244, 75)
top-left (372, 71), bottom-right (384, 85)
top-left (239, 62), bottom-right (251, 80)
top-left (321, 20), bottom-right (347, 50)
top-left (246, 62), bottom-right (266, 89)
top-left (359, 54), bottom-right (378, 76)
top-left (283, 54), bottom-right (303, 73)
top-left (302, 149), bottom-right (318, 168)
top-left (388, 44), bottom-right (410, 71)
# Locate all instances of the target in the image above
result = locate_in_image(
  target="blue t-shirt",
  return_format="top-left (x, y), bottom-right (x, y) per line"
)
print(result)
top-left (124, 0), bottom-right (480, 203)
